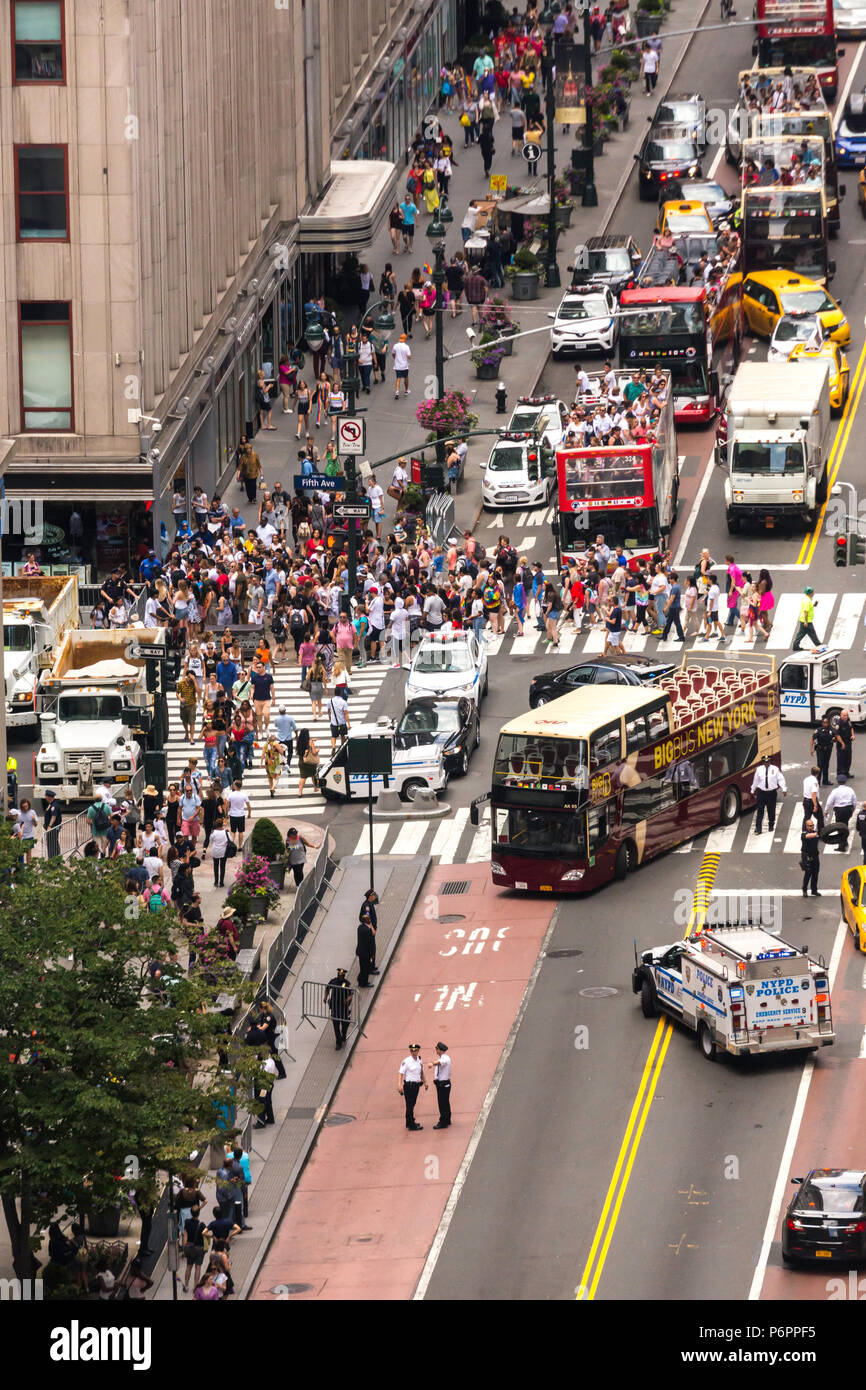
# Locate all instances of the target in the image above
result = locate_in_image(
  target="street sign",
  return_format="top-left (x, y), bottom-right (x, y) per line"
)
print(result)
top-left (293, 473), bottom-right (339, 491)
top-left (489, 173), bottom-right (508, 195)
top-left (126, 641), bottom-right (168, 661)
top-left (333, 501), bottom-right (371, 520)
top-left (338, 416), bottom-right (366, 454)
top-left (522, 140), bottom-right (542, 162)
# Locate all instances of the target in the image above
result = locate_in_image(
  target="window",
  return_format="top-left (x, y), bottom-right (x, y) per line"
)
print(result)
top-left (590, 722), bottom-right (621, 769)
top-left (12, 1), bottom-right (64, 83)
top-left (625, 715), bottom-right (649, 754)
top-left (494, 806), bottom-right (587, 857)
top-left (15, 146), bottom-right (68, 240)
top-left (19, 302), bottom-right (73, 431)
top-left (781, 663), bottom-right (808, 691)
top-left (647, 704), bottom-right (670, 740)
top-left (622, 771), bottom-right (677, 825)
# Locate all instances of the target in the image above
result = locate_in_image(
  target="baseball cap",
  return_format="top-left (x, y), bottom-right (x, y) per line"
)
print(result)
top-left (805, 586), bottom-right (814, 595)
top-left (369, 586), bottom-right (379, 594)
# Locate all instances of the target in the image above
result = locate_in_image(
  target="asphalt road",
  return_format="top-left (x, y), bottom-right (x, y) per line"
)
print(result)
top-left (419, 25), bottom-right (866, 1303)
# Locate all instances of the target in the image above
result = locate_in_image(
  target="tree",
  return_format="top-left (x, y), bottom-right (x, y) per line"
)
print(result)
top-left (0, 823), bottom-right (262, 1281)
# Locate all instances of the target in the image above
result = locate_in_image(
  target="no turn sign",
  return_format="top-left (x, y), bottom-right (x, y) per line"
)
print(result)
top-left (338, 416), bottom-right (366, 455)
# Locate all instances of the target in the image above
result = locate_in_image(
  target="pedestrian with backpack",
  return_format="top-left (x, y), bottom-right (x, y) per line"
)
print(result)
top-left (87, 795), bottom-right (112, 856)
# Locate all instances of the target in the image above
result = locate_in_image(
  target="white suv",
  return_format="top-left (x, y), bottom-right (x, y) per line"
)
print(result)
top-left (405, 631), bottom-right (489, 706)
top-left (550, 284), bottom-right (617, 359)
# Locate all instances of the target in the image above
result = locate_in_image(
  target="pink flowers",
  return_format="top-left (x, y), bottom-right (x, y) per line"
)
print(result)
top-left (415, 389), bottom-right (479, 434)
top-left (234, 854), bottom-right (279, 903)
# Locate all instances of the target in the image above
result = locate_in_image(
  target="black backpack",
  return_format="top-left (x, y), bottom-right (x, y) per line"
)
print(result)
top-left (91, 804), bottom-right (110, 834)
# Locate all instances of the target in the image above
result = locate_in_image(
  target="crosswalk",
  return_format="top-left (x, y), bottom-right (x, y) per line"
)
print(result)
top-left (351, 795), bottom-right (856, 868)
top-left (483, 588), bottom-right (866, 661)
top-left (164, 663), bottom-right (391, 817)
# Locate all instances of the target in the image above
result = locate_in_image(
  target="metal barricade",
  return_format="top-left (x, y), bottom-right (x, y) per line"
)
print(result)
top-left (300, 979), bottom-right (360, 1037)
top-left (425, 492), bottom-right (456, 548)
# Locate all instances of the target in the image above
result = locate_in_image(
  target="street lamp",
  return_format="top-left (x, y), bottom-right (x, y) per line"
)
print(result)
top-left (541, 48), bottom-right (562, 290)
top-left (426, 199), bottom-right (452, 484)
top-left (580, 6), bottom-right (598, 208)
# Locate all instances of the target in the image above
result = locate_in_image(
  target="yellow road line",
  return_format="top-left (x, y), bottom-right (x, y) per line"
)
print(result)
top-left (576, 851), bottom-right (720, 1301)
top-left (796, 336), bottom-right (866, 567)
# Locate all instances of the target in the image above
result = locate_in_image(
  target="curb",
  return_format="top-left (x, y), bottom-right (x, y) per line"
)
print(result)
top-left (236, 851), bottom-right (431, 1300)
top-left (469, 0), bottom-right (715, 534)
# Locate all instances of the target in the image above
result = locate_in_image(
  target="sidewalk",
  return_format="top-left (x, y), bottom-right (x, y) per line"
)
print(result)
top-left (249, 862), bottom-right (558, 1301)
top-left (149, 851), bottom-right (429, 1299)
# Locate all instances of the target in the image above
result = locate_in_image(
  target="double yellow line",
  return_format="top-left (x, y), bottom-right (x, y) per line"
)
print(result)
top-left (576, 853), bottom-right (720, 1301)
top-left (797, 335), bottom-right (866, 568)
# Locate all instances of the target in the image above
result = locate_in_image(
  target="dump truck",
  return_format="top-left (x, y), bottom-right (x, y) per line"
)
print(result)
top-left (34, 628), bottom-right (168, 801)
top-left (3, 574), bottom-right (79, 730)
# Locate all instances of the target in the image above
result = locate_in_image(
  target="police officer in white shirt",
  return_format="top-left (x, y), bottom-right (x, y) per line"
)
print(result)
top-left (825, 773), bottom-right (858, 851)
top-left (574, 364), bottom-right (592, 400)
top-left (398, 1043), bottom-right (428, 1130)
top-left (428, 1041), bottom-right (452, 1129)
top-left (802, 766), bottom-right (824, 831)
top-left (750, 754), bottom-right (787, 834)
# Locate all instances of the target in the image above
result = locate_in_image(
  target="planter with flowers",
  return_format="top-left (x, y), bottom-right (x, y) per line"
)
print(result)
top-left (415, 388), bottom-right (479, 438)
top-left (553, 175), bottom-right (575, 229)
top-left (225, 855), bottom-right (281, 929)
top-left (480, 297), bottom-right (520, 356)
top-left (505, 247), bottom-right (545, 301)
top-left (471, 336), bottom-right (507, 380)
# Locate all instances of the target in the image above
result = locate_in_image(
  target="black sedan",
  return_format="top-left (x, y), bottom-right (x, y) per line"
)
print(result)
top-left (782, 1169), bottom-right (866, 1264)
top-left (635, 124), bottom-right (702, 201)
top-left (394, 697), bottom-right (480, 778)
top-left (529, 656), bottom-right (676, 708)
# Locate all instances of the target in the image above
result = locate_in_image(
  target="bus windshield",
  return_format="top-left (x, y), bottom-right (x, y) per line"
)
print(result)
top-left (563, 453), bottom-right (646, 503)
top-left (622, 302), bottom-right (704, 335)
top-left (732, 442), bottom-right (804, 474)
top-left (494, 733), bottom-right (588, 785)
top-left (494, 806), bottom-right (588, 857)
top-left (561, 506), bottom-right (659, 550)
top-left (668, 361), bottom-right (709, 396)
top-left (743, 240), bottom-right (825, 280)
top-left (759, 36), bottom-right (836, 67)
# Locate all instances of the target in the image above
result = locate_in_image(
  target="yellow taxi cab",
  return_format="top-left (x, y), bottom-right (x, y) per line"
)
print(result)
top-left (656, 200), bottom-right (715, 236)
top-left (741, 271), bottom-right (850, 346)
top-left (789, 339), bottom-right (850, 413)
top-left (841, 865), bottom-right (866, 951)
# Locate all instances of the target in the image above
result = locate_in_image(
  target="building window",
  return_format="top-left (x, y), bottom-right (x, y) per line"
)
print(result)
top-left (19, 302), bottom-right (73, 432)
top-left (15, 146), bottom-right (68, 240)
top-left (12, 1), bottom-right (65, 84)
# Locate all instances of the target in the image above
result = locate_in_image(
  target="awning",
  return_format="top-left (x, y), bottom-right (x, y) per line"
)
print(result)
top-left (299, 160), bottom-right (399, 253)
top-left (2, 488), bottom-right (152, 502)
top-left (497, 192), bottom-right (551, 215)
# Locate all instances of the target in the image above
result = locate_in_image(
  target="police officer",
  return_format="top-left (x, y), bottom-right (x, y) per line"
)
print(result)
top-left (801, 818), bottom-right (821, 897)
top-left (802, 765), bottom-right (824, 831)
top-left (811, 717), bottom-right (835, 788)
top-left (324, 968), bottom-right (353, 1050)
top-left (398, 1044), bottom-right (427, 1130)
top-left (356, 909), bottom-right (376, 988)
top-left (835, 709), bottom-right (855, 780)
top-left (42, 790), bottom-right (63, 858)
top-left (825, 774), bottom-right (858, 852)
top-left (428, 1042), bottom-right (452, 1130)
top-left (359, 889), bottom-right (380, 974)
top-left (749, 755), bottom-right (787, 834)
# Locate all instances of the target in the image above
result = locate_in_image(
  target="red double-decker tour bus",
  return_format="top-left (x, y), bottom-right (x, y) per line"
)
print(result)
top-left (555, 368), bottom-right (679, 559)
top-left (485, 653), bottom-right (780, 893)
top-left (755, 0), bottom-right (838, 102)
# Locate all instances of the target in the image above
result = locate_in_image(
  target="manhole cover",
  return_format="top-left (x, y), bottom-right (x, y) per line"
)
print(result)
top-left (440, 880), bottom-right (470, 896)
top-left (579, 986), bottom-right (618, 998)
top-left (270, 1283), bottom-right (312, 1295)
top-left (438, 913), bottom-right (466, 923)
top-left (546, 948), bottom-right (583, 959)
top-left (324, 1113), bottom-right (356, 1126)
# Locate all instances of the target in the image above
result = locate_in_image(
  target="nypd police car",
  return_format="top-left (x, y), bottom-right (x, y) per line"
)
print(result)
top-left (778, 647), bottom-right (866, 725)
top-left (318, 719), bottom-right (446, 802)
top-left (506, 394), bottom-right (568, 445)
top-left (548, 284), bottom-right (618, 359)
top-left (481, 431), bottom-right (554, 510)
top-left (405, 630), bottom-right (488, 707)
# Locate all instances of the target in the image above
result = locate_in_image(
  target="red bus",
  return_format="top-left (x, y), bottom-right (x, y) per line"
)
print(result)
top-left (485, 653), bottom-right (780, 893)
top-left (620, 264), bottom-right (743, 425)
top-left (555, 368), bottom-right (679, 559)
top-left (755, 0), bottom-right (838, 103)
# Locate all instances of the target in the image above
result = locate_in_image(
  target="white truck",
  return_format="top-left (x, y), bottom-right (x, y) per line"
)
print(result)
top-left (3, 575), bottom-right (79, 729)
top-left (318, 720), bottom-right (447, 802)
top-left (716, 358), bottom-right (831, 532)
top-left (34, 628), bottom-right (168, 802)
top-left (779, 645), bottom-right (866, 726)
top-left (633, 924), bottom-right (835, 1059)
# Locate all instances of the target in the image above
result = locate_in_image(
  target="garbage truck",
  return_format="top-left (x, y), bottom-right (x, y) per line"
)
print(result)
top-left (3, 575), bottom-right (79, 730)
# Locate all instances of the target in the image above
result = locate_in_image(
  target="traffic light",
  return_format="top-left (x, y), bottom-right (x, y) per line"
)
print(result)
top-left (835, 535), bottom-right (848, 567)
top-left (851, 533), bottom-right (866, 566)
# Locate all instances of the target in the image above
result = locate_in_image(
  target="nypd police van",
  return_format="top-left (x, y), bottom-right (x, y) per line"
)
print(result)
top-left (318, 720), bottom-right (446, 802)
top-left (778, 646), bottom-right (866, 726)
top-left (633, 923), bottom-right (834, 1060)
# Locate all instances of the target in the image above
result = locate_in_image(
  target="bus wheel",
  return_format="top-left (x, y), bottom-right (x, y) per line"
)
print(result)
top-left (720, 787), bottom-right (740, 825)
top-left (698, 1023), bottom-right (717, 1061)
top-left (640, 977), bottom-right (657, 1019)
top-left (614, 840), bottom-right (634, 881)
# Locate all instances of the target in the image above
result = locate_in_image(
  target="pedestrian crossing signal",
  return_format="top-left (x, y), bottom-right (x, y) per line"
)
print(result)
top-left (851, 534), bottom-right (866, 566)
top-left (835, 535), bottom-right (848, 566)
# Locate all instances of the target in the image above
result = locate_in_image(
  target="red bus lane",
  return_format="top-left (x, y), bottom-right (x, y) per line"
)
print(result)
top-left (761, 931), bottom-right (866, 1301)
top-left (250, 864), bottom-right (556, 1301)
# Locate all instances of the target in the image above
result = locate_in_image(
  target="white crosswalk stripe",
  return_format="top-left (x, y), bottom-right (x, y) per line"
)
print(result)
top-left (828, 593), bottom-right (866, 650)
top-left (165, 663), bottom-right (390, 817)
